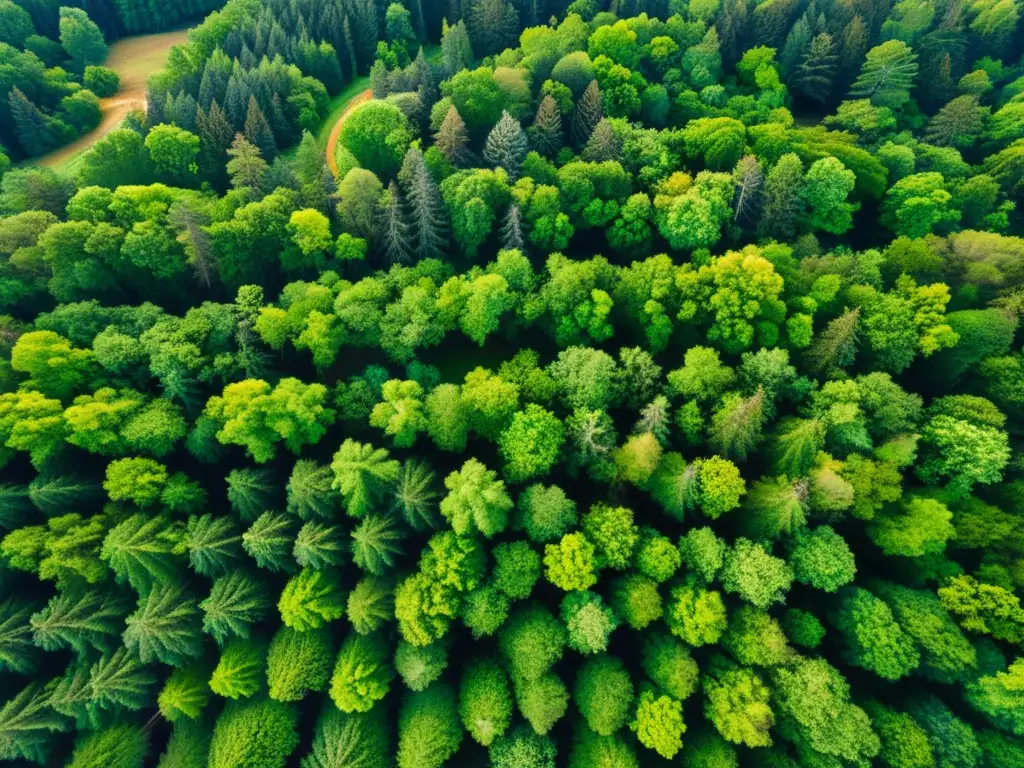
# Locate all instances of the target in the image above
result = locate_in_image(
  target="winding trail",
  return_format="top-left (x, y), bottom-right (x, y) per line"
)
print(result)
top-left (34, 28), bottom-right (190, 170)
top-left (325, 88), bottom-right (373, 177)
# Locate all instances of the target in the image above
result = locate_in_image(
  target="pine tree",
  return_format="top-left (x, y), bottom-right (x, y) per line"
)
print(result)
top-left (243, 95), bottom-right (278, 161)
top-left (123, 583), bottom-right (204, 666)
top-left (226, 134), bottom-right (268, 196)
top-left (434, 106), bottom-right (471, 166)
top-left (392, 459), bottom-right (440, 531)
top-left (351, 514), bottom-right (404, 575)
top-left (0, 599), bottom-right (39, 674)
top-left (8, 88), bottom-right (55, 157)
top-left (400, 146), bottom-right (448, 260)
top-left (101, 513), bottom-right (185, 593)
top-left (528, 95), bottom-right (563, 158)
top-left (838, 15), bottom-right (868, 91)
top-left (159, 662), bottom-right (212, 722)
top-left (201, 571), bottom-right (272, 645)
top-left (0, 683), bottom-right (67, 763)
top-left (377, 181), bottom-right (413, 265)
top-left (370, 60), bottom-right (390, 99)
top-left (412, 47), bottom-right (438, 108)
top-left (243, 512), bottom-right (298, 573)
top-left (226, 468), bottom-right (277, 522)
top-left (441, 20), bottom-right (473, 78)
top-left (792, 33), bottom-right (837, 102)
top-left (88, 647), bottom-right (157, 713)
top-left (186, 514), bottom-right (244, 577)
top-left (500, 204), bottom-right (525, 251)
top-left (571, 80), bottom-right (603, 148)
top-left (732, 155), bottom-right (764, 224)
top-left (294, 521), bottom-right (347, 570)
top-left (779, 14), bottom-right (812, 77)
top-left (484, 111), bottom-right (528, 180)
top-left (209, 637), bottom-right (267, 699)
top-left (287, 460), bottom-right (340, 520)
top-left (343, 15), bottom-right (358, 79)
top-left (805, 307), bottom-right (860, 374)
top-left (28, 474), bottom-right (99, 517)
top-left (583, 118), bottom-right (621, 162)
top-left (758, 153), bottom-right (805, 240)
top-left (294, 132), bottom-right (325, 186)
top-left (30, 589), bottom-right (130, 654)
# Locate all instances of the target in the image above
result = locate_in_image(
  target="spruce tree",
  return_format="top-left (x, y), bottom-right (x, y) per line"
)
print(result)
top-left (87, 646), bottom-right (157, 713)
top-left (287, 460), bottom-right (340, 520)
top-left (169, 200), bottom-right (217, 289)
top-left (0, 683), bottom-right (67, 763)
top-left (412, 47), bottom-right (438, 108)
top-left (0, 599), bottom-right (39, 675)
top-left (343, 15), bottom-right (358, 79)
top-left (792, 33), bottom-right (837, 103)
top-left (226, 134), bottom-right (268, 196)
top-left (186, 514), bottom-right (244, 577)
top-left (582, 118), bottom-right (621, 162)
top-left (226, 468), bottom-right (277, 522)
top-left (484, 111), bottom-right (528, 181)
top-left (30, 589), bottom-right (130, 654)
top-left (28, 474), bottom-right (98, 517)
top-left (243, 512), bottom-right (298, 573)
top-left (8, 87), bottom-right (54, 157)
top-left (294, 521), bottom-right (347, 570)
top-left (196, 99), bottom-right (235, 187)
top-left (294, 132), bottom-right (325, 186)
top-left (805, 308), bottom-right (860, 374)
top-left (243, 96), bottom-right (278, 161)
top-left (399, 146), bottom-right (448, 260)
top-left (201, 571), bottom-right (272, 645)
top-left (571, 81), bottom-right (603, 148)
top-left (159, 663), bottom-right (212, 722)
top-left (100, 513), bottom-right (185, 594)
top-left (0, 485), bottom-right (31, 529)
top-left (500, 204), bottom-right (525, 252)
top-left (732, 155), bottom-right (764, 224)
top-left (209, 637), bottom-right (267, 699)
top-left (434, 106), bottom-right (471, 166)
top-left (122, 583), bottom-right (204, 666)
top-left (377, 181), bottom-right (413, 265)
top-left (528, 95), bottom-right (563, 157)
top-left (392, 459), bottom-right (440, 531)
top-left (351, 514), bottom-right (404, 575)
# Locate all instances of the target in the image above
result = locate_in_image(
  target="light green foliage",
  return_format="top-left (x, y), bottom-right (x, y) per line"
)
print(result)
top-left (721, 538), bottom-right (792, 609)
top-left (499, 405), bottom-right (565, 482)
top-left (493, 540), bottom-right (541, 599)
top-left (864, 701), bottom-right (935, 768)
top-left (831, 587), bottom-right (920, 681)
top-left (370, 380), bottom-right (427, 448)
top-left (868, 495), bottom-right (955, 557)
top-left (489, 725), bottom-right (557, 768)
top-left (103, 458), bottom-right (167, 507)
top-left (631, 686), bottom-right (686, 759)
top-left (69, 724), bottom-right (148, 768)
top-left (208, 698), bottom-right (299, 768)
top-left (642, 632), bottom-right (700, 700)
top-left (159, 663), bottom-right (211, 721)
top-left (544, 532), bottom-right (598, 591)
top-left (267, 625), bottom-right (334, 702)
top-left (721, 606), bottom-right (795, 668)
top-left (395, 640), bottom-right (448, 692)
top-left (209, 638), bottom-right (267, 699)
top-left (123, 582), bottom-right (203, 666)
top-left (635, 527), bottom-right (680, 583)
top-left (666, 578), bottom-right (727, 646)
top-left (789, 525), bottom-right (856, 592)
top-left (459, 657), bottom-right (513, 746)
top-left (499, 604), bottom-right (566, 683)
top-left (611, 573), bottom-right (664, 630)
top-left (561, 590), bottom-right (619, 654)
top-left (440, 458), bottom-right (513, 537)
top-left (300, 705), bottom-right (390, 768)
top-left (516, 484), bottom-right (578, 543)
top-left (514, 671), bottom-right (569, 735)
top-left (278, 568), bottom-right (345, 631)
top-left (330, 632), bottom-right (393, 713)
top-left (397, 684), bottom-right (464, 768)
top-left (462, 584), bottom-right (510, 638)
top-left (201, 571), bottom-right (271, 645)
top-left (574, 655), bottom-right (634, 735)
top-left (679, 526), bottom-right (727, 582)
top-left (581, 504), bottom-right (638, 570)
top-left (331, 439), bottom-right (401, 518)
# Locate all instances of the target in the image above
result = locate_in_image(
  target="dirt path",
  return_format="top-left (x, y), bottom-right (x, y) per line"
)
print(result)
top-left (35, 27), bottom-right (190, 169)
top-left (325, 89), bottom-right (372, 177)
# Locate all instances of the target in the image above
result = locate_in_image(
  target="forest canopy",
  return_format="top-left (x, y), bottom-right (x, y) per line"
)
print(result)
top-left (0, 0), bottom-right (1023, 765)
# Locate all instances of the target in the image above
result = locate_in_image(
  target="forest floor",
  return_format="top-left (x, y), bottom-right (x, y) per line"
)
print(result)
top-left (34, 27), bottom-right (190, 173)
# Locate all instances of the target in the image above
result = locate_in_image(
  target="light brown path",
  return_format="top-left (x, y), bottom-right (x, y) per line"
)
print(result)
top-left (35, 27), bottom-right (190, 169)
top-left (325, 89), bottom-right (372, 177)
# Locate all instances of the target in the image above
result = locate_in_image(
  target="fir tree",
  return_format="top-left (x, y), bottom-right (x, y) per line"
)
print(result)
top-left (351, 514), bottom-right (405, 575)
top-left (100, 513), bottom-right (184, 593)
top-left (434, 106), bottom-right (471, 166)
top-left (792, 33), bottom-right (837, 103)
top-left (392, 459), bottom-right (440, 531)
top-left (123, 583), bottom-right (204, 666)
top-left (159, 662), bottom-right (212, 722)
top-left (377, 181), bottom-right (413, 264)
top-left (226, 469), bottom-right (277, 522)
top-left (294, 521), bottom-right (347, 570)
top-left (571, 81), bottom-right (603, 148)
top-left (500, 205), bottom-right (525, 251)
top-left (201, 571), bottom-right (272, 645)
top-left (732, 155), bottom-right (764, 224)
top-left (0, 485), bottom-right (30, 530)
top-left (226, 134), bottom-right (268, 196)
top-left (0, 600), bottom-right (39, 675)
top-left (243, 512), bottom-right (298, 573)
top-left (87, 647), bottom-right (157, 713)
top-left (28, 475), bottom-right (99, 517)
top-left (287, 460), bottom-right (340, 520)
top-left (169, 201), bottom-right (217, 289)
top-left (484, 111), bottom-right (528, 180)
top-left (243, 96), bottom-right (278, 161)
top-left (528, 95), bottom-right (563, 158)
top-left (186, 514), bottom-right (244, 577)
top-left (582, 118), bottom-right (621, 162)
top-left (8, 88), bottom-right (55, 157)
top-left (400, 146), bottom-right (448, 260)
top-left (0, 683), bottom-right (67, 763)
top-left (710, 388), bottom-right (767, 461)
top-left (209, 637), bottom-right (267, 699)
top-left (30, 589), bottom-right (130, 654)
top-left (805, 308), bottom-right (860, 374)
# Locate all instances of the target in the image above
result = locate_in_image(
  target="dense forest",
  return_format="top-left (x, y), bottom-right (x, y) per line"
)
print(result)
top-left (1, 0), bottom-right (1024, 765)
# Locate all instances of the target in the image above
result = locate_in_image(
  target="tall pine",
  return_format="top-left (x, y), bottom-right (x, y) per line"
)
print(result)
top-left (400, 146), bottom-right (448, 259)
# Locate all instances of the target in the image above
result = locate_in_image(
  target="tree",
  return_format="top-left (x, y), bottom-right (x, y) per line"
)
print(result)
top-left (59, 8), bottom-right (107, 70)
top-left (397, 684), bottom-right (463, 768)
top-left (529, 96), bottom-right (563, 157)
top-left (209, 638), bottom-right (266, 699)
top-left (850, 40), bottom-right (919, 109)
top-left (287, 461), bottom-right (339, 521)
top-left (484, 111), bottom-right (529, 181)
top-left (721, 538), bottom-right (792, 609)
top-left (123, 582), bottom-right (203, 666)
top-left (30, 589), bottom-right (128, 654)
top-left (201, 572), bottom-right (271, 645)
top-left (226, 135), bottom-right (267, 195)
top-left (330, 632), bottom-right (393, 713)
top-left (400, 146), bottom-right (447, 259)
top-left (145, 125), bottom-right (200, 184)
top-left (571, 80), bottom-right (603, 147)
top-left (498, 405), bottom-right (565, 483)
top-left (331, 439), bottom-right (400, 518)
top-left (967, 659), bottom-right (1024, 736)
top-left (631, 687), bottom-right (686, 759)
top-left (278, 569), bottom-right (345, 631)
top-left (434, 106), bottom-right (472, 166)
top-left (68, 723), bottom-right (147, 768)
top-left (440, 458), bottom-right (513, 537)
top-left (0, 683), bottom-right (68, 762)
top-left (377, 182), bottom-right (413, 265)
top-left (830, 587), bottom-right (920, 681)
top-left (301, 706), bottom-right (390, 768)
top-left (574, 655), bottom-right (633, 735)
top-left (702, 665), bottom-right (774, 748)
top-left (459, 658), bottom-right (512, 746)
top-left (791, 33), bottom-right (837, 102)
top-left (800, 157), bottom-right (858, 234)
top-left (159, 663), bottom-right (211, 721)
top-left (207, 699), bottom-right (299, 768)
top-left (758, 154), bottom-right (805, 239)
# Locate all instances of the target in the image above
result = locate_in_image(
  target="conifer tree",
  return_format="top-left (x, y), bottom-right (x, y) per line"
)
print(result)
top-left (582, 118), bottom-right (621, 162)
top-left (484, 111), bottom-right (528, 181)
top-left (732, 155), bottom-right (764, 224)
top-left (201, 571), bottom-right (272, 645)
top-left (0, 485), bottom-right (31, 530)
top-left (159, 662), bottom-right (212, 722)
top-left (805, 308), bottom-right (860, 374)
top-left (294, 521), bottom-right (347, 569)
top-left (571, 81), bottom-right (603, 148)
top-left (209, 638), bottom-right (267, 699)
top-left (331, 439), bottom-right (401, 518)
top-left (30, 589), bottom-right (130, 654)
top-left (88, 646), bottom-right (157, 713)
top-left (500, 205), bottom-right (525, 251)
top-left (28, 474), bottom-right (99, 517)
top-left (226, 134), bottom-right (267, 196)
top-left (528, 95), bottom-right (563, 158)
top-left (710, 388), bottom-right (766, 461)
top-left (123, 583), bottom-right (204, 666)
top-left (347, 577), bottom-right (395, 635)
top-left (101, 513), bottom-right (185, 593)
top-left (46, 663), bottom-right (92, 726)
top-left (377, 181), bottom-right (413, 264)
top-left (850, 40), bottom-right (919, 109)
top-left (226, 469), bottom-right (277, 522)
top-left (792, 33), bottom-right (837, 102)
top-left (351, 514), bottom-right (405, 575)
top-left (392, 459), bottom-right (440, 531)
top-left (0, 599), bottom-right (39, 674)
top-left (287, 460), bottom-right (339, 520)
top-left (278, 568), bottom-right (346, 631)
top-left (0, 683), bottom-right (67, 763)
top-left (434, 106), bottom-right (471, 166)
top-left (400, 146), bottom-right (448, 260)
top-left (758, 153), bottom-right (805, 240)
top-left (243, 512), bottom-right (298, 573)
top-left (186, 514), bottom-right (243, 577)
top-left (8, 88), bottom-right (54, 157)
top-left (243, 96), bottom-right (278, 161)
